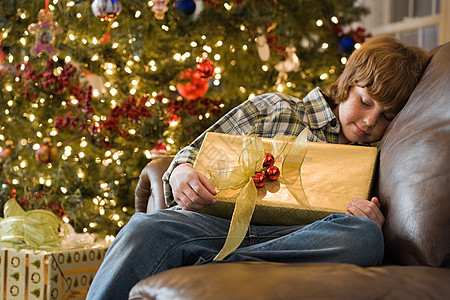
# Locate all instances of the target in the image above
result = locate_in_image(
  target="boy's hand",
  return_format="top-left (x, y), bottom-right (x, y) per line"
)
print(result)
top-left (346, 197), bottom-right (385, 229)
top-left (169, 163), bottom-right (217, 211)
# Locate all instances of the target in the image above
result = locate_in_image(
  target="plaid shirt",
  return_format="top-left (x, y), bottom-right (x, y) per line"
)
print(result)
top-left (162, 87), bottom-right (340, 206)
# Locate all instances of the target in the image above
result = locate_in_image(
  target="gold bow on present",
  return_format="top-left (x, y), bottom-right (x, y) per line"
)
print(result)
top-left (209, 129), bottom-right (308, 261)
top-left (0, 199), bottom-right (67, 248)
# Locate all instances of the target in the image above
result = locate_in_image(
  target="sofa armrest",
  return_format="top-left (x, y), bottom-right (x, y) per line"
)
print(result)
top-left (130, 262), bottom-right (450, 300)
top-left (134, 156), bottom-right (174, 213)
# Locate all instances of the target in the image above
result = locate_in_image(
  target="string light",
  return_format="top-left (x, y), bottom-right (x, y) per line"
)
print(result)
top-left (110, 88), bottom-right (118, 96)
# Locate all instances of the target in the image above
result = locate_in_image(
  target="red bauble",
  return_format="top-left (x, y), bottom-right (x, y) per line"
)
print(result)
top-left (263, 153), bottom-right (275, 168)
top-left (35, 138), bottom-right (58, 164)
top-left (0, 140), bottom-right (14, 160)
top-left (266, 166), bottom-right (280, 181)
top-left (177, 70), bottom-right (209, 99)
top-left (196, 59), bottom-right (215, 79)
top-left (253, 171), bottom-right (266, 188)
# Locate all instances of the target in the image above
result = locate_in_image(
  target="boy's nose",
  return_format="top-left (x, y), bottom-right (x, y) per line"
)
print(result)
top-left (363, 114), bottom-right (377, 128)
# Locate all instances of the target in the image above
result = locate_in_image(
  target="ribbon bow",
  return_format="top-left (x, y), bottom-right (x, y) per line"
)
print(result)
top-left (209, 129), bottom-right (308, 261)
top-left (0, 199), bottom-right (67, 248)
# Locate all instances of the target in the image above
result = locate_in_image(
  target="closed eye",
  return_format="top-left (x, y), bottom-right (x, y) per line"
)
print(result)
top-left (382, 112), bottom-right (396, 121)
top-left (361, 98), bottom-right (371, 107)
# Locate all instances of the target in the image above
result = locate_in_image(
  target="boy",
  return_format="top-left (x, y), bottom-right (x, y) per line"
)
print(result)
top-left (87, 36), bottom-right (428, 299)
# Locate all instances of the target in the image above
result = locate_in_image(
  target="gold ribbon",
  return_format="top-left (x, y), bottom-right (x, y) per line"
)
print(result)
top-left (209, 129), bottom-right (308, 261)
top-left (0, 199), bottom-right (67, 248)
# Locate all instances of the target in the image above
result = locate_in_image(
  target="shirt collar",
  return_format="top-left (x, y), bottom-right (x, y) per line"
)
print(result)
top-left (303, 87), bottom-right (339, 132)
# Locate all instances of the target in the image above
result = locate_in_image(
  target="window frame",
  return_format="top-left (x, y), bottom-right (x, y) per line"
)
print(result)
top-left (360, 0), bottom-right (449, 49)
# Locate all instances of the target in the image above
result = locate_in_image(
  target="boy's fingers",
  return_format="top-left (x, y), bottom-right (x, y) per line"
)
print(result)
top-left (347, 198), bottom-right (385, 229)
top-left (198, 173), bottom-right (217, 196)
top-left (186, 173), bottom-right (217, 205)
top-left (371, 197), bottom-right (381, 208)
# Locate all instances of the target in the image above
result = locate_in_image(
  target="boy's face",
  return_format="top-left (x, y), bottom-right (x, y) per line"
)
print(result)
top-left (334, 86), bottom-right (396, 144)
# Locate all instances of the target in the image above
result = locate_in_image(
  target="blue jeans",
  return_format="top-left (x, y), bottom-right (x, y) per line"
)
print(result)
top-left (86, 210), bottom-right (384, 300)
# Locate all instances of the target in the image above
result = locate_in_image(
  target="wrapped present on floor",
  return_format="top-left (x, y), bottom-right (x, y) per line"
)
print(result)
top-left (0, 199), bottom-right (109, 299)
top-left (193, 131), bottom-right (378, 261)
top-left (0, 244), bottom-right (108, 299)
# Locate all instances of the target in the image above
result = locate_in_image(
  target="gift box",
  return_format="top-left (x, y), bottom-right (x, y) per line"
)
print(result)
top-left (194, 132), bottom-right (378, 226)
top-left (0, 244), bottom-right (108, 299)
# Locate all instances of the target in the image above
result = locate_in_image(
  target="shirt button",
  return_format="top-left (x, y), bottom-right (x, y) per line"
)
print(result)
top-left (330, 119), bottom-right (337, 127)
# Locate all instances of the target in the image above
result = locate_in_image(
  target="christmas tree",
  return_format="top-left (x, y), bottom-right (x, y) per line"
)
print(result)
top-left (0, 0), bottom-right (370, 238)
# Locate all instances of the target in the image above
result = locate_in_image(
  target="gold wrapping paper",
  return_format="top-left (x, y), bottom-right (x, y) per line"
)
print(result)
top-left (194, 132), bottom-right (378, 260)
top-left (205, 131), bottom-right (307, 260)
top-left (0, 244), bottom-right (108, 299)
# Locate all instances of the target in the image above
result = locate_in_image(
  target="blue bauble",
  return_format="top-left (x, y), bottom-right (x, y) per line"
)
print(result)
top-left (174, 0), bottom-right (196, 17)
top-left (337, 34), bottom-right (356, 55)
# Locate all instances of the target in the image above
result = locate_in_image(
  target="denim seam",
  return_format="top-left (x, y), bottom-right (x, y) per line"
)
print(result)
top-left (152, 235), bottom-right (227, 275)
top-left (151, 232), bottom-right (290, 275)
top-left (240, 216), bottom-right (334, 252)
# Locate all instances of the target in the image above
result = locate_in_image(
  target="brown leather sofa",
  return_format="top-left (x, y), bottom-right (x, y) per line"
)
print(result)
top-left (129, 42), bottom-right (450, 299)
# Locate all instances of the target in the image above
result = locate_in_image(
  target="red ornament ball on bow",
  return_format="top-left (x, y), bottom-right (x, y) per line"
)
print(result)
top-left (253, 171), bottom-right (266, 188)
top-left (263, 153), bottom-right (275, 168)
top-left (265, 166), bottom-right (280, 181)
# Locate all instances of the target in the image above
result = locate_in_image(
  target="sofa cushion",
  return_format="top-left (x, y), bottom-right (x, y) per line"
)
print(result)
top-left (377, 42), bottom-right (450, 267)
top-left (129, 262), bottom-right (450, 300)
